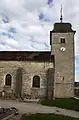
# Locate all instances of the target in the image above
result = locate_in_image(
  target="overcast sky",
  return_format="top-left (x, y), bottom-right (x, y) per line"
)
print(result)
top-left (0, 0), bottom-right (79, 81)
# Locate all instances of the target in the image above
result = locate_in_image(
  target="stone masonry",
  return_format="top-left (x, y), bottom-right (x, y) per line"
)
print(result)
top-left (51, 25), bottom-right (75, 98)
top-left (0, 61), bottom-right (54, 99)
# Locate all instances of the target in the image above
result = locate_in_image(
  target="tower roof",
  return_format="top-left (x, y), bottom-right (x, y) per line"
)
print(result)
top-left (51, 22), bottom-right (76, 33)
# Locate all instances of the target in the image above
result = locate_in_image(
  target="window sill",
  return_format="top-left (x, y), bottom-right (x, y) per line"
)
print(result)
top-left (3, 86), bottom-right (11, 89)
top-left (31, 87), bottom-right (40, 89)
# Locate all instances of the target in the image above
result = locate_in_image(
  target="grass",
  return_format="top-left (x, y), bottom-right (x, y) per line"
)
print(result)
top-left (21, 113), bottom-right (79, 120)
top-left (41, 98), bottom-right (79, 111)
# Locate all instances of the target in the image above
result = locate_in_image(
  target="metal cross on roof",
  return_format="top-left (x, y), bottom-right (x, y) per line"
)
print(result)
top-left (60, 5), bottom-right (63, 23)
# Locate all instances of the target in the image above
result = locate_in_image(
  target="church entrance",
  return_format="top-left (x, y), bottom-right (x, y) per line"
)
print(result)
top-left (15, 68), bottom-right (23, 98)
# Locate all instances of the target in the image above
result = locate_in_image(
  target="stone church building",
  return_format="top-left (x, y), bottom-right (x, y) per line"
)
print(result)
top-left (0, 20), bottom-right (76, 99)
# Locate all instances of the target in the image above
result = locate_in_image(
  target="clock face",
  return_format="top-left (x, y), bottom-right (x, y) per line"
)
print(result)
top-left (60, 47), bottom-right (66, 51)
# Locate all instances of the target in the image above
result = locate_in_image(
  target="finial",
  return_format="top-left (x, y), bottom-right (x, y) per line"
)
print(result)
top-left (60, 5), bottom-right (63, 23)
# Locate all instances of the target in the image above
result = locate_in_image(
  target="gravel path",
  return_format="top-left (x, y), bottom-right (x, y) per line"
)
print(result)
top-left (0, 99), bottom-right (79, 118)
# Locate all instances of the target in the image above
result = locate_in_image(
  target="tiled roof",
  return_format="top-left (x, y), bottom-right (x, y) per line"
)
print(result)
top-left (0, 51), bottom-right (54, 62)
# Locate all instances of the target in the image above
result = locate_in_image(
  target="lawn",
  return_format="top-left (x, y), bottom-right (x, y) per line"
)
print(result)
top-left (21, 113), bottom-right (79, 120)
top-left (41, 98), bottom-right (79, 111)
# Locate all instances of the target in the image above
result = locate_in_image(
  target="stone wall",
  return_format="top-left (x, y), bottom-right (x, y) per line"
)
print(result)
top-left (51, 33), bottom-right (75, 98)
top-left (0, 61), bottom-right (54, 99)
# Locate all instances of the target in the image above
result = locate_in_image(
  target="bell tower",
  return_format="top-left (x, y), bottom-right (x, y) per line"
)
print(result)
top-left (50, 7), bottom-right (76, 98)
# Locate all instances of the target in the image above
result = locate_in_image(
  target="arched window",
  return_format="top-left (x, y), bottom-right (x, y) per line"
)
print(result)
top-left (32, 75), bottom-right (40, 88)
top-left (5, 74), bottom-right (12, 86)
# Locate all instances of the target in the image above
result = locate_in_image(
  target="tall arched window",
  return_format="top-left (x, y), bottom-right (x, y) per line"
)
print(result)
top-left (32, 75), bottom-right (40, 88)
top-left (5, 74), bottom-right (12, 86)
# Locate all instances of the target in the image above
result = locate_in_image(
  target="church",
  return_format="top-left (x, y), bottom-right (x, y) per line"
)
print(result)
top-left (0, 16), bottom-right (76, 99)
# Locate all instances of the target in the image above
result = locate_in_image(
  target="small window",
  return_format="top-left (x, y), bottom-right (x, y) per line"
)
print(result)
top-left (32, 75), bottom-right (40, 88)
top-left (5, 74), bottom-right (12, 86)
top-left (61, 37), bottom-right (65, 43)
